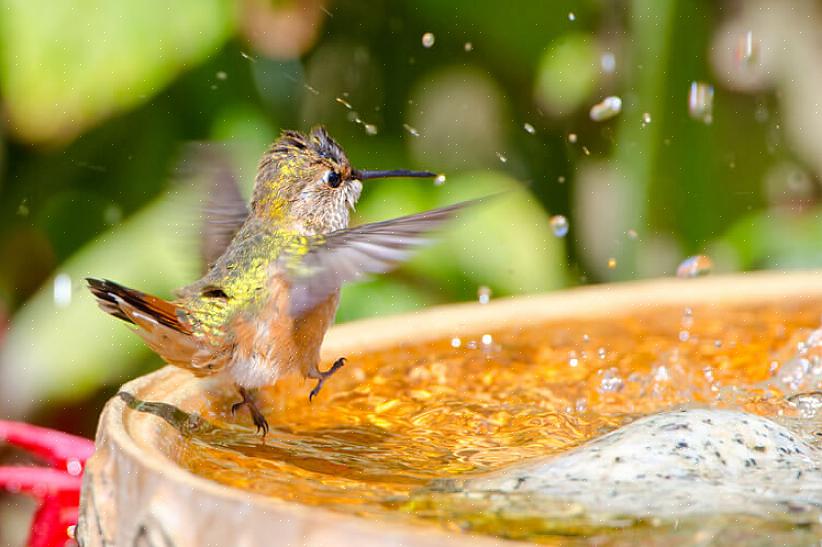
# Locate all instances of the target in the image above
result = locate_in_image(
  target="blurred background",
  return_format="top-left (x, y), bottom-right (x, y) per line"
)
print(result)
top-left (2, 0), bottom-right (822, 540)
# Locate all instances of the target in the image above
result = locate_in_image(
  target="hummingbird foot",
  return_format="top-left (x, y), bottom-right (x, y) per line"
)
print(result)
top-left (309, 357), bottom-right (347, 402)
top-left (231, 386), bottom-right (269, 436)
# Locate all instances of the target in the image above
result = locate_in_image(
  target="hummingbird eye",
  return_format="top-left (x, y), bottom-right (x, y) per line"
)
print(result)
top-left (323, 170), bottom-right (342, 188)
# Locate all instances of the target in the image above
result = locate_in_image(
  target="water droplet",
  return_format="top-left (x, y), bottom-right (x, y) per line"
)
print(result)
top-left (523, 122), bottom-right (536, 134)
top-left (336, 97), bottom-right (354, 110)
top-left (240, 51), bottom-right (256, 62)
top-left (17, 199), bottom-right (29, 217)
top-left (679, 330), bottom-right (691, 342)
top-left (496, 152), bottom-right (507, 163)
top-left (597, 347), bottom-right (607, 360)
top-left (557, 175), bottom-right (566, 184)
top-left (433, 174), bottom-right (446, 186)
top-left (67, 525), bottom-right (77, 539)
top-left (421, 32), bottom-right (436, 48)
top-left (714, 339), bottom-right (723, 348)
top-left (589, 96), bottom-right (623, 122)
top-left (688, 81), bottom-right (714, 124)
top-left (676, 255), bottom-right (713, 278)
top-left (66, 458), bottom-right (83, 476)
top-left (626, 228), bottom-right (638, 240)
top-left (549, 215), bottom-right (569, 238)
top-left (53, 273), bottom-right (72, 308)
top-left (403, 123), bottom-right (420, 137)
top-left (451, 337), bottom-right (462, 348)
top-left (600, 52), bottom-right (616, 74)
top-left (477, 285), bottom-right (492, 305)
top-left (481, 333), bottom-right (493, 345)
top-left (568, 12), bottom-right (576, 21)
top-left (567, 133), bottom-right (578, 143)
top-left (736, 30), bottom-right (756, 65)
top-left (568, 352), bottom-right (579, 367)
top-left (464, 42), bottom-right (473, 52)
top-left (364, 124), bottom-right (378, 136)
top-left (641, 112), bottom-right (652, 126)
top-left (581, 146), bottom-right (591, 156)
top-left (216, 71), bottom-right (227, 81)
top-left (598, 368), bottom-right (624, 393)
top-left (607, 257), bottom-right (617, 270)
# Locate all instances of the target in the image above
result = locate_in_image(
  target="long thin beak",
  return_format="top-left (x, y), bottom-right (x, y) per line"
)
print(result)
top-left (352, 169), bottom-right (436, 181)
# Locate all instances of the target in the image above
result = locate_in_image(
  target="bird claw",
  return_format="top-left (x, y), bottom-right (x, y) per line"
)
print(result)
top-left (309, 357), bottom-right (346, 403)
top-left (232, 386), bottom-right (269, 437)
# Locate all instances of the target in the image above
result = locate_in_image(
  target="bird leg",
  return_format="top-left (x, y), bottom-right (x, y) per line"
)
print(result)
top-left (309, 357), bottom-right (346, 402)
top-left (231, 386), bottom-right (269, 436)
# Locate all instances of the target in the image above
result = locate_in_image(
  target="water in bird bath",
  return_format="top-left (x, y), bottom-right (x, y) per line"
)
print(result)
top-left (139, 297), bottom-right (822, 543)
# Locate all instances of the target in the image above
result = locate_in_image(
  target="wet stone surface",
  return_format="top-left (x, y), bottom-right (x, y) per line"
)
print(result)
top-left (441, 408), bottom-right (822, 519)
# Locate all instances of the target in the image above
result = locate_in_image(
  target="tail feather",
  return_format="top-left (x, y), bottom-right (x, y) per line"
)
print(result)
top-left (86, 278), bottom-right (191, 334)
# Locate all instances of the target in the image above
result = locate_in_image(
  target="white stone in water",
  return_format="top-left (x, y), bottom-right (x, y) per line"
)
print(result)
top-left (452, 409), bottom-right (822, 519)
top-left (589, 96), bottom-right (622, 122)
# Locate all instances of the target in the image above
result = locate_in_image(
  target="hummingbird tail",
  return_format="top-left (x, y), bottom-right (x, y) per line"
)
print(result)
top-left (86, 278), bottom-right (191, 334)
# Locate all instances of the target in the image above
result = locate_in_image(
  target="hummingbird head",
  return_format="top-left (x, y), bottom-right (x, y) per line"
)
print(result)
top-left (252, 126), bottom-right (435, 234)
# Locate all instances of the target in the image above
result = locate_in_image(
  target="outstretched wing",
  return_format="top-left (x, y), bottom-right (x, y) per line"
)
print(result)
top-left (281, 199), bottom-right (479, 317)
top-left (195, 148), bottom-right (249, 272)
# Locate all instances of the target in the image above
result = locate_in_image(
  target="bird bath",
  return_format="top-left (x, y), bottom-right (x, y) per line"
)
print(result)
top-left (77, 271), bottom-right (822, 545)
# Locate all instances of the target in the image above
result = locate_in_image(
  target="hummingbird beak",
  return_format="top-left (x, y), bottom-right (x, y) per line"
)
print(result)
top-left (351, 169), bottom-right (437, 181)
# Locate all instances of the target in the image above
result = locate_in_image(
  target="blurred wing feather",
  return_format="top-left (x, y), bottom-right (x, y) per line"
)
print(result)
top-left (198, 151), bottom-right (249, 271)
top-left (282, 200), bottom-right (478, 316)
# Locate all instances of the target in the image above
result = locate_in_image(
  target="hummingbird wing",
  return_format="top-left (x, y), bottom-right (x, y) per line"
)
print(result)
top-left (198, 149), bottom-right (249, 272)
top-left (281, 199), bottom-right (478, 317)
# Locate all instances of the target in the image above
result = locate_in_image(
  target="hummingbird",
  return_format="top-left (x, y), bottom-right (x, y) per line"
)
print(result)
top-left (87, 126), bottom-right (473, 435)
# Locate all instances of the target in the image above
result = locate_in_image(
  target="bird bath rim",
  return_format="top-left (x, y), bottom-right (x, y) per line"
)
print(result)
top-left (77, 270), bottom-right (822, 546)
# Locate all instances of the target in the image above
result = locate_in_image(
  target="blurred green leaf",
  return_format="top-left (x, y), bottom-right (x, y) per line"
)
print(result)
top-left (534, 32), bottom-right (599, 116)
top-left (0, 0), bottom-right (236, 142)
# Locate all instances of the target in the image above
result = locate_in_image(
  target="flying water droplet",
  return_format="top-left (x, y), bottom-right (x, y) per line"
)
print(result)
top-left (676, 255), bottom-right (713, 278)
top-left (464, 42), bottom-right (473, 52)
top-left (364, 124), bottom-right (378, 136)
top-left (336, 97), bottom-right (353, 109)
top-left (451, 337), bottom-right (462, 348)
top-left (557, 176), bottom-right (566, 184)
top-left (433, 174), bottom-right (446, 186)
top-left (567, 133), bottom-right (578, 143)
top-left (421, 32), bottom-right (436, 48)
top-left (477, 286), bottom-right (492, 305)
top-left (496, 152), bottom-right (507, 163)
top-left (216, 71), bottom-right (227, 81)
top-left (641, 112), bottom-right (652, 126)
top-left (481, 333), bottom-right (493, 346)
top-left (626, 228), bottom-right (638, 240)
top-left (403, 124), bottom-right (420, 137)
top-left (688, 82), bottom-right (714, 124)
top-left (53, 273), bottom-right (72, 308)
top-left (549, 215), bottom-right (569, 238)
top-left (523, 122), bottom-right (536, 134)
top-left (589, 96), bottom-right (622, 122)
top-left (568, 12), bottom-right (576, 21)
top-left (600, 52), bottom-right (616, 74)
top-left (607, 258), bottom-right (617, 269)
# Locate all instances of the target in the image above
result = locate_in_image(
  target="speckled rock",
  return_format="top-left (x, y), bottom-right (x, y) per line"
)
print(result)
top-left (457, 409), bottom-right (822, 519)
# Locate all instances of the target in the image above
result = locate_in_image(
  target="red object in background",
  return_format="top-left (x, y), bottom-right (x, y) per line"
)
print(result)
top-left (0, 420), bottom-right (94, 547)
